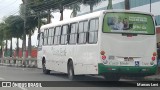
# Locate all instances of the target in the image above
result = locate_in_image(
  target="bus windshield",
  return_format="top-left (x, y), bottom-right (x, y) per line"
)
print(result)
top-left (103, 12), bottom-right (155, 34)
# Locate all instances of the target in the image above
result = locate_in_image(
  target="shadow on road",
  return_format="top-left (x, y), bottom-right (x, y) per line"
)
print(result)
top-left (48, 71), bottom-right (105, 81)
top-left (44, 72), bottom-right (137, 87)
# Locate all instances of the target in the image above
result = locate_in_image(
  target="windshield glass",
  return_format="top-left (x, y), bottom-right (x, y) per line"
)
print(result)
top-left (103, 12), bottom-right (155, 34)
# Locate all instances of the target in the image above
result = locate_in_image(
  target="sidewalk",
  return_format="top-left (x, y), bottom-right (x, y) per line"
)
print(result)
top-left (144, 67), bottom-right (160, 81)
top-left (144, 75), bottom-right (160, 81)
top-left (0, 63), bottom-right (37, 68)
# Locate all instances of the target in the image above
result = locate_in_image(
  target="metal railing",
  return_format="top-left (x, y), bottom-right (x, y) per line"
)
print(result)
top-left (0, 57), bottom-right (37, 68)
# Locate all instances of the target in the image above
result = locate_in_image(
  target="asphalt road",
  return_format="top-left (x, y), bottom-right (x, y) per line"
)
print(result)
top-left (0, 65), bottom-right (159, 90)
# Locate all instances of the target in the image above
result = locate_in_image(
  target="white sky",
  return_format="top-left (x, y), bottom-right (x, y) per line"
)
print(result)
top-left (0, 0), bottom-right (72, 49)
top-left (0, 0), bottom-right (22, 21)
top-left (0, 0), bottom-right (159, 49)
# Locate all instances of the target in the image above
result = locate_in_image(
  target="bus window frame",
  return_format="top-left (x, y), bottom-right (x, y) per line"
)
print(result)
top-left (88, 18), bottom-right (99, 44)
top-left (44, 29), bottom-right (49, 45)
top-left (48, 27), bottom-right (54, 46)
top-left (38, 32), bottom-right (44, 47)
top-left (54, 26), bottom-right (62, 45)
top-left (77, 20), bottom-right (89, 44)
top-left (61, 24), bottom-right (69, 45)
top-left (69, 22), bottom-right (78, 45)
top-left (102, 12), bottom-right (155, 35)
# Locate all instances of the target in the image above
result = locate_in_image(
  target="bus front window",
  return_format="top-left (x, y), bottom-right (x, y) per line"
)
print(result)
top-left (103, 12), bottom-right (155, 35)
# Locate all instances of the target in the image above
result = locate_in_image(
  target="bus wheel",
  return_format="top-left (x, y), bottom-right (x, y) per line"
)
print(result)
top-left (42, 62), bottom-right (50, 74)
top-left (104, 74), bottom-right (121, 81)
top-left (68, 61), bottom-right (75, 80)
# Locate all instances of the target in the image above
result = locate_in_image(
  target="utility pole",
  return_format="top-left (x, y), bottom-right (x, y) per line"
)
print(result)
top-left (38, 12), bottom-right (41, 34)
top-left (47, 9), bottom-right (51, 23)
top-left (125, 0), bottom-right (130, 10)
top-left (107, 0), bottom-right (113, 10)
top-left (150, 0), bottom-right (151, 12)
top-left (22, 0), bottom-right (27, 66)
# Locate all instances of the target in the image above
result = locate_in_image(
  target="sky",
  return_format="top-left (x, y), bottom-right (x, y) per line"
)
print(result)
top-left (0, 0), bottom-right (22, 21)
top-left (0, 0), bottom-right (122, 49)
top-left (1, 0), bottom-right (159, 49)
top-left (0, 0), bottom-right (72, 49)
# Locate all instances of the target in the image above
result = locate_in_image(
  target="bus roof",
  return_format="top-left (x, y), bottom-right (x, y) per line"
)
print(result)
top-left (40, 10), bottom-right (153, 32)
top-left (40, 10), bottom-right (104, 31)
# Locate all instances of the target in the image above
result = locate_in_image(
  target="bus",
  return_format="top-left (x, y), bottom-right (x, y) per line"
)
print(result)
top-left (37, 10), bottom-right (157, 81)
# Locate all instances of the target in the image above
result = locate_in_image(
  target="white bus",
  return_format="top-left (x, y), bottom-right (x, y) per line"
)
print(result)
top-left (37, 10), bottom-right (157, 81)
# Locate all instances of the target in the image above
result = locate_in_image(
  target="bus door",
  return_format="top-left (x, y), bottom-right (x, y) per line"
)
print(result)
top-left (37, 32), bottom-right (44, 68)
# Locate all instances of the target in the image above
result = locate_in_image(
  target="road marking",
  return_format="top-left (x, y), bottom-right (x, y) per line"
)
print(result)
top-left (18, 86), bottom-right (28, 90)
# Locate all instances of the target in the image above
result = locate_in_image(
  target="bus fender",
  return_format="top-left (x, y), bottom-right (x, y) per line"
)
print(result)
top-left (67, 58), bottom-right (74, 67)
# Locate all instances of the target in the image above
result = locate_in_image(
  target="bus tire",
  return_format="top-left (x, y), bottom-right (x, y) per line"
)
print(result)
top-left (68, 61), bottom-right (75, 80)
top-left (42, 59), bottom-right (50, 74)
top-left (104, 74), bottom-right (120, 81)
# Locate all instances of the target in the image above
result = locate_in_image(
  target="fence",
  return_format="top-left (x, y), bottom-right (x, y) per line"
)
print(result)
top-left (0, 57), bottom-right (37, 68)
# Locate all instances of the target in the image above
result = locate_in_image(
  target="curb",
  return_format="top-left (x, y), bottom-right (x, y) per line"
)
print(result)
top-left (144, 76), bottom-right (160, 81)
top-left (0, 63), bottom-right (37, 68)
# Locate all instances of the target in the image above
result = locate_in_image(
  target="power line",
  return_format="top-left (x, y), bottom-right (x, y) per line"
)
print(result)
top-left (8, 9), bottom-right (19, 15)
top-left (0, 0), bottom-right (4, 3)
top-left (0, 0), bottom-right (18, 11)
top-left (28, 0), bottom-right (81, 12)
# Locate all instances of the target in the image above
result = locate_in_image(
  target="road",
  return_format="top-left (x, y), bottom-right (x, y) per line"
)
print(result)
top-left (0, 65), bottom-right (159, 90)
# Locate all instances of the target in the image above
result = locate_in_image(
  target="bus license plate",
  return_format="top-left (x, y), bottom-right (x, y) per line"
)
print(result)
top-left (124, 57), bottom-right (134, 61)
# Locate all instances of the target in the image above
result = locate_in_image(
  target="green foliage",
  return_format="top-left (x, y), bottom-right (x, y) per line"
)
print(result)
top-left (4, 15), bottom-right (24, 39)
top-left (26, 16), bottom-right (38, 35)
top-left (0, 23), bottom-right (6, 45)
top-left (82, 0), bottom-right (103, 12)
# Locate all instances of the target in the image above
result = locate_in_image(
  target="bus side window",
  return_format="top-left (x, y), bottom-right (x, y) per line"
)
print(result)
top-left (69, 23), bottom-right (78, 44)
top-left (44, 29), bottom-right (49, 45)
top-left (54, 26), bottom-right (61, 45)
top-left (78, 21), bottom-right (88, 44)
top-left (38, 32), bottom-right (44, 47)
top-left (89, 18), bottom-right (99, 44)
top-left (61, 25), bottom-right (68, 45)
top-left (48, 27), bottom-right (54, 45)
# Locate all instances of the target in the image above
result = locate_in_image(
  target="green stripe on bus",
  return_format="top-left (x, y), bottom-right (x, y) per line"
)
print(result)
top-left (98, 63), bottom-right (157, 75)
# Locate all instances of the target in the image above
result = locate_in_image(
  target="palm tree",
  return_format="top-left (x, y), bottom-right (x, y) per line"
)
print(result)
top-left (3, 15), bottom-right (24, 57)
top-left (83, 0), bottom-right (102, 13)
top-left (0, 23), bottom-right (5, 58)
top-left (68, 2), bottom-right (80, 18)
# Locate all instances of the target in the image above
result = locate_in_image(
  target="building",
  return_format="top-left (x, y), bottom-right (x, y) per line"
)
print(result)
top-left (77, 0), bottom-right (160, 26)
top-left (76, 0), bottom-right (160, 41)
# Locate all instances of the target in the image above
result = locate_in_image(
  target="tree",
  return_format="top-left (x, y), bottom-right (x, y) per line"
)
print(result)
top-left (0, 23), bottom-right (6, 58)
top-left (4, 15), bottom-right (24, 57)
top-left (68, 2), bottom-right (80, 18)
top-left (20, 1), bottom-right (48, 58)
top-left (29, 0), bottom-right (82, 21)
top-left (82, 0), bottom-right (102, 13)
top-left (1, 18), bottom-right (11, 57)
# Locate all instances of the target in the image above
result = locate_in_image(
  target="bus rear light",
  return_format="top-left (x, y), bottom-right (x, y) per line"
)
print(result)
top-left (100, 51), bottom-right (105, 55)
top-left (152, 57), bottom-right (155, 61)
top-left (153, 52), bottom-right (157, 56)
top-left (102, 55), bottom-right (106, 60)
